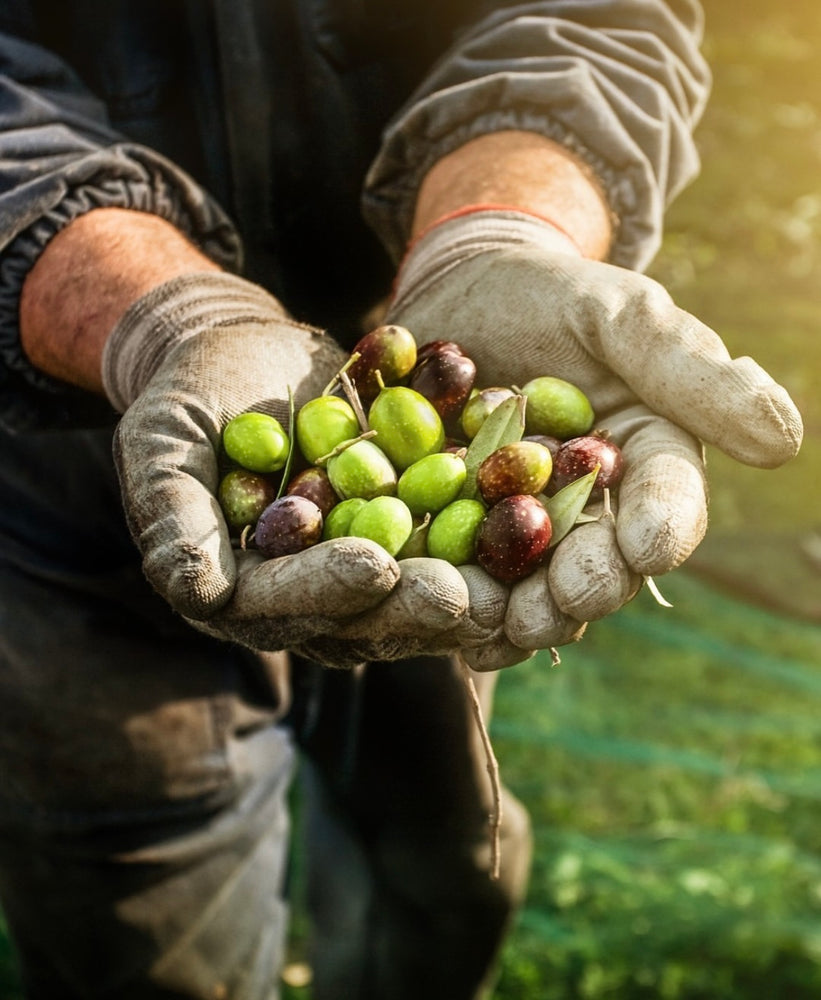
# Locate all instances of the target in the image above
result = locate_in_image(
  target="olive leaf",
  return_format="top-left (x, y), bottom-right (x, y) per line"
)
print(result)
top-left (543, 465), bottom-right (600, 546)
top-left (459, 395), bottom-right (526, 500)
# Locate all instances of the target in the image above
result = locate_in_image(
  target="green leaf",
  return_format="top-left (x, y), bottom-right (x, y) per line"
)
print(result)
top-left (543, 465), bottom-right (599, 546)
top-left (275, 387), bottom-right (297, 500)
top-left (459, 395), bottom-right (526, 500)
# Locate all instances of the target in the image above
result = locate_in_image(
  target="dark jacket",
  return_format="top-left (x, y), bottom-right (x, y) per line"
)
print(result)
top-left (0, 0), bottom-right (710, 430)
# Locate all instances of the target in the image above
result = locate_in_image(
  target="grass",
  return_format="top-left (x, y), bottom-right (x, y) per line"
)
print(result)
top-left (3, 0), bottom-right (821, 995)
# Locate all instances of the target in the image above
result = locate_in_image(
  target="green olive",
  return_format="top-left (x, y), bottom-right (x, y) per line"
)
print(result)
top-left (296, 395), bottom-right (360, 465)
top-left (347, 496), bottom-right (414, 557)
top-left (520, 376), bottom-right (594, 439)
top-left (368, 386), bottom-right (445, 471)
top-left (326, 439), bottom-right (397, 499)
top-left (427, 499), bottom-right (487, 566)
top-left (397, 452), bottom-right (466, 516)
top-left (222, 412), bottom-right (290, 473)
top-left (322, 496), bottom-right (369, 540)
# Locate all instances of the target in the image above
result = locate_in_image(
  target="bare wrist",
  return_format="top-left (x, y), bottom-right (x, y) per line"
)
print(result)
top-left (19, 208), bottom-right (222, 394)
top-left (412, 131), bottom-right (614, 261)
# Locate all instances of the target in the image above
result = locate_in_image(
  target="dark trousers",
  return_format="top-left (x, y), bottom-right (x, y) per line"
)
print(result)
top-left (0, 426), bottom-right (532, 999)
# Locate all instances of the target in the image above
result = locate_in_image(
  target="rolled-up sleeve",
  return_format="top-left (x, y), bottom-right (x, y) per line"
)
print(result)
top-left (0, 31), bottom-right (241, 430)
top-left (363, 0), bottom-right (711, 271)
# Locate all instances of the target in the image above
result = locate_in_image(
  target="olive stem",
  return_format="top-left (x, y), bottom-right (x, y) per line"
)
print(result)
top-left (339, 369), bottom-right (371, 433)
top-left (644, 575), bottom-right (674, 608)
top-left (315, 429), bottom-right (377, 466)
top-left (457, 652), bottom-right (503, 881)
top-left (407, 512), bottom-right (431, 541)
top-left (601, 486), bottom-right (614, 521)
top-left (321, 352), bottom-right (361, 397)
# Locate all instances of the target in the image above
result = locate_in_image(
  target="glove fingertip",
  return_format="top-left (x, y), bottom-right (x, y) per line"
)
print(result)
top-left (727, 365), bottom-right (803, 468)
top-left (616, 459), bottom-right (708, 576)
top-left (143, 537), bottom-right (236, 620)
top-left (548, 518), bottom-right (641, 621)
top-left (461, 636), bottom-right (535, 672)
top-left (505, 566), bottom-right (585, 649)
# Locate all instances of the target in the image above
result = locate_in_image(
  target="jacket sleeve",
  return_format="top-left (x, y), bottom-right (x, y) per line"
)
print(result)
top-left (363, 0), bottom-right (711, 271)
top-left (0, 29), bottom-right (241, 431)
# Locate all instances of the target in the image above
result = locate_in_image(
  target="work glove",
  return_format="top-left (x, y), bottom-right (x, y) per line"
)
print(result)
top-left (387, 209), bottom-right (803, 669)
top-left (104, 271), bottom-right (470, 665)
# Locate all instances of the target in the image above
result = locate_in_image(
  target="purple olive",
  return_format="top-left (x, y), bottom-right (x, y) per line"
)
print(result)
top-left (254, 495), bottom-right (323, 559)
top-left (286, 466), bottom-right (339, 518)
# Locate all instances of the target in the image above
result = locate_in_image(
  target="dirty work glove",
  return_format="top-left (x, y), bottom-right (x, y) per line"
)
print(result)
top-left (103, 271), bottom-right (469, 663)
top-left (387, 209), bottom-right (803, 669)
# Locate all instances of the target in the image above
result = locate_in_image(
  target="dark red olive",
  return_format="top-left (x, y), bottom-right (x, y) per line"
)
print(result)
top-left (409, 348), bottom-right (476, 425)
top-left (549, 434), bottom-right (624, 499)
top-left (416, 339), bottom-right (467, 361)
top-left (286, 466), bottom-right (339, 518)
top-left (476, 494), bottom-right (552, 582)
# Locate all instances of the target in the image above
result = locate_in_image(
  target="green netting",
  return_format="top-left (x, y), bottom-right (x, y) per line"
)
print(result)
top-left (490, 570), bottom-right (821, 999)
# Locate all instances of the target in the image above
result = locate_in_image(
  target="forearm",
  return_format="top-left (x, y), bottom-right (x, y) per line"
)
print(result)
top-left (20, 135), bottom-right (610, 395)
top-left (19, 208), bottom-right (222, 394)
top-left (365, 1), bottom-right (709, 271)
top-left (411, 131), bottom-right (613, 260)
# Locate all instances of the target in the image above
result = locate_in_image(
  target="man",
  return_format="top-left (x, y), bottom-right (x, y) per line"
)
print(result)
top-left (0, 2), bottom-right (802, 997)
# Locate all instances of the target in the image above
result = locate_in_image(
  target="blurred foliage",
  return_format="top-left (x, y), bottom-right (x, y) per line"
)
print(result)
top-left (0, 914), bottom-right (20, 998)
top-left (647, 0), bottom-right (821, 539)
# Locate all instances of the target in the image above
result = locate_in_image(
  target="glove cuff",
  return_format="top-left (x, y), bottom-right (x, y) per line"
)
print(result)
top-left (391, 207), bottom-right (584, 313)
top-left (101, 272), bottom-right (289, 412)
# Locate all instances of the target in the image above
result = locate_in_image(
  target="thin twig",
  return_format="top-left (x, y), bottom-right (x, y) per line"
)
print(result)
top-left (315, 429), bottom-right (377, 466)
top-left (339, 369), bottom-right (371, 433)
top-left (457, 653), bottom-right (503, 881)
top-left (321, 351), bottom-right (360, 398)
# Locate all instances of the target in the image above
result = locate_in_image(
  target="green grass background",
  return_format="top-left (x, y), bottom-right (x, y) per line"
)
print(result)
top-left (3, 0), bottom-right (821, 996)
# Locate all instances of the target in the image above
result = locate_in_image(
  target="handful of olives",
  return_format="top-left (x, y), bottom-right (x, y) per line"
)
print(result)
top-left (217, 324), bottom-right (624, 583)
